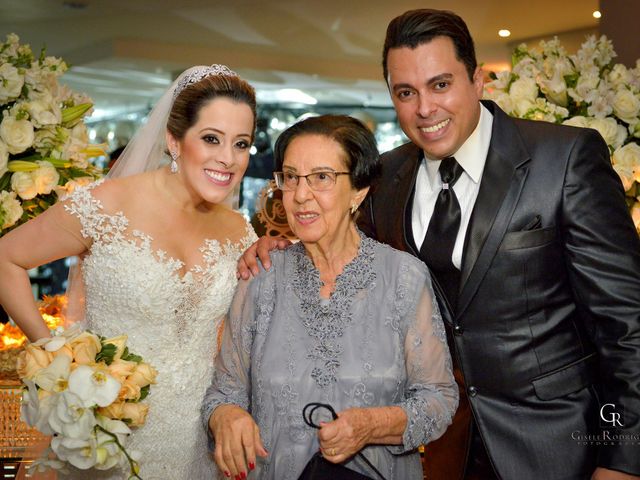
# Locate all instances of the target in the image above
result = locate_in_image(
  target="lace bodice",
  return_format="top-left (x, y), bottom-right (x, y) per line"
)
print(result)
top-left (203, 234), bottom-right (458, 480)
top-left (61, 181), bottom-right (257, 479)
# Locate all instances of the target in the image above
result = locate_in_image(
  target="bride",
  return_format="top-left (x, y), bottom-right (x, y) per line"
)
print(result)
top-left (0, 64), bottom-right (258, 478)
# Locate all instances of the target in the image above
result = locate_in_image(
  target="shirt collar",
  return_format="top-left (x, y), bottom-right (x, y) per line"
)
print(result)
top-left (423, 103), bottom-right (494, 184)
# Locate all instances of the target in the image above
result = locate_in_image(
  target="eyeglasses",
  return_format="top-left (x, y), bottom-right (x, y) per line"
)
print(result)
top-left (273, 170), bottom-right (350, 191)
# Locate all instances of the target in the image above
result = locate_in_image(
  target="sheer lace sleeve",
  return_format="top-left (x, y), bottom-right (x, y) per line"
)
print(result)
top-left (201, 274), bottom-right (259, 432)
top-left (392, 266), bottom-right (458, 452)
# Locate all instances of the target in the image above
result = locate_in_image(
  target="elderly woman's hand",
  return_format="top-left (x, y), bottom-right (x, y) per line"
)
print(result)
top-left (317, 407), bottom-right (374, 463)
top-left (318, 406), bottom-right (407, 463)
top-left (210, 404), bottom-right (268, 478)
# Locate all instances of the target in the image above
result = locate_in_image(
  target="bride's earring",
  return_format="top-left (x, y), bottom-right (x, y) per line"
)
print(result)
top-left (170, 151), bottom-right (179, 174)
top-left (350, 203), bottom-right (358, 214)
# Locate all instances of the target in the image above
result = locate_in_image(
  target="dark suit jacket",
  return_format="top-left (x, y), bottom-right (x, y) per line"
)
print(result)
top-left (359, 100), bottom-right (640, 480)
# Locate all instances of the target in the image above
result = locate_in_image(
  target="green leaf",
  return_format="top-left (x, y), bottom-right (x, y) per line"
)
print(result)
top-left (139, 384), bottom-right (150, 401)
top-left (96, 343), bottom-right (118, 365)
top-left (0, 172), bottom-right (10, 191)
top-left (121, 348), bottom-right (143, 363)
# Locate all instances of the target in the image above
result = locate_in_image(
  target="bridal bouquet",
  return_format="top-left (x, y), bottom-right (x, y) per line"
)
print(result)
top-left (0, 33), bottom-right (104, 237)
top-left (483, 35), bottom-right (640, 233)
top-left (17, 326), bottom-right (158, 477)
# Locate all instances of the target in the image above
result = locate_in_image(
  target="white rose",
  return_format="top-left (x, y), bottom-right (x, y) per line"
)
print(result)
top-left (0, 190), bottom-right (23, 229)
top-left (509, 77), bottom-right (539, 103)
top-left (612, 142), bottom-right (640, 185)
top-left (11, 171), bottom-right (38, 200)
top-left (0, 63), bottom-right (25, 103)
top-left (0, 116), bottom-right (35, 155)
top-left (0, 140), bottom-right (8, 176)
top-left (588, 117), bottom-right (627, 150)
top-left (612, 88), bottom-right (640, 124)
top-left (562, 116), bottom-right (590, 129)
top-left (33, 160), bottom-right (60, 195)
top-left (629, 120), bottom-right (640, 139)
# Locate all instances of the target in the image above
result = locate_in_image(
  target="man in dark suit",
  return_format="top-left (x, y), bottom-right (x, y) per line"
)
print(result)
top-left (358, 8), bottom-right (640, 480)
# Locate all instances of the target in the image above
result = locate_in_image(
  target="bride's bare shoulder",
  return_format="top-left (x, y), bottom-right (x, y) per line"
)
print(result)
top-left (90, 172), bottom-right (155, 211)
top-left (210, 206), bottom-right (253, 243)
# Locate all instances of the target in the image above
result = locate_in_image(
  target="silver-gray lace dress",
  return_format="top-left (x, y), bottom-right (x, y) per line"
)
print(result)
top-left (202, 234), bottom-right (458, 479)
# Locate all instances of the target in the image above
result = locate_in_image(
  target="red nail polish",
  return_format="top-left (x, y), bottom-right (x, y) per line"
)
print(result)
top-left (249, 462), bottom-right (255, 470)
top-left (241, 472), bottom-right (247, 480)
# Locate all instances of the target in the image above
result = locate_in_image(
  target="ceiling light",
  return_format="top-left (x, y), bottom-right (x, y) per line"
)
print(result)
top-left (498, 29), bottom-right (511, 38)
top-left (593, 10), bottom-right (602, 19)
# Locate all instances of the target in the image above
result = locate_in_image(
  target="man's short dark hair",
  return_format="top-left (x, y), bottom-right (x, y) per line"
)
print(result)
top-left (382, 9), bottom-right (477, 83)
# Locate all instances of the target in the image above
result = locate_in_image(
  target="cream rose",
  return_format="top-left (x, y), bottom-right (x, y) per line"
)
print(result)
top-left (11, 171), bottom-right (38, 200)
top-left (17, 344), bottom-right (54, 380)
top-left (102, 334), bottom-right (128, 361)
top-left (0, 63), bottom-right (25, 103)
top-left (612, 142), bottom-right (640, 189)
top-left (118, 381), bottom-right (141, 401)
top-left (0, 190), bottom-right (23, 229)
top-left (68, 331), bottom-right (101, 365)
top-left (0, 116), bottom-right (35, 155)
top-left (562, 116), bottom-right (590, 129)
top-left (126, 362), bottom-right (158, 388)
top-left (612, 88), bottom-right (640, 124)
top-left (107, 358), bottom-right (136, 384)
top-left (588, 117), bottom-right (628, 150)
top-left (33, 160), bottom-right (60, 195)
top-left (98, 401), bottom-right (149, 427)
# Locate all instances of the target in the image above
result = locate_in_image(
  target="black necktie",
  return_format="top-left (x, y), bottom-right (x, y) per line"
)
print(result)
top-left (420, 157), bottom-right (464, 304)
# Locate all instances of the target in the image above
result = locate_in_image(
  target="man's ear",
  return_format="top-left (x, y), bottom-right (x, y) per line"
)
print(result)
top-left (473, 66), bottom-right (485, 98)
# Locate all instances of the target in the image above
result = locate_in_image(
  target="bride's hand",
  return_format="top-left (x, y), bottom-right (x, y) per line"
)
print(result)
top-left (210, 404), bottom-right (268, 478)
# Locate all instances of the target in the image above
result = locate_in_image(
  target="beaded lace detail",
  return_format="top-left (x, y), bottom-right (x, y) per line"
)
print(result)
top-left (289, 233), bottom-right (376, 388)
top-left (61, 181), bottom-right (257, 480)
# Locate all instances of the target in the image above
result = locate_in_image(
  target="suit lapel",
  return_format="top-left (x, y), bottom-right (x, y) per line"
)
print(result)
top-left (457, 102), bottom-right (531, 317)
top-left (384, 144), bottom-right (421, 255)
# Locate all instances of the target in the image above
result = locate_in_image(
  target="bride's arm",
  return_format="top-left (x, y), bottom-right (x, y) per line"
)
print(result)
top-left (0, 202), bottom-right (89, 341)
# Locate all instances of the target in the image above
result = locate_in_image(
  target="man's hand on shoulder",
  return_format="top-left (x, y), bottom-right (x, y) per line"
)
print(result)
top-left (592, 467), bottom-right (640, 480)
top-left (237, 236), bottom-right (292, 280)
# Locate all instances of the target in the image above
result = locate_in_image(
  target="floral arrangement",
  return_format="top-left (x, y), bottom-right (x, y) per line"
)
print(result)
top-left (0, 33), bottom-right (104, 236)
top-left (18, 326), bottom-right (157, 477)
top-left (484, 35), bottom-right (640, 233)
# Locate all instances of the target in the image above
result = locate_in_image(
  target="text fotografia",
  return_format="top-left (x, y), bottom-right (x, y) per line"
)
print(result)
top-left (572, 430), bottom-right (640, 445)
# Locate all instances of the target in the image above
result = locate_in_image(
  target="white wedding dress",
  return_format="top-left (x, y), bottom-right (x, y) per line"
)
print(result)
top-left (60, 181), bottom-right (257, 479)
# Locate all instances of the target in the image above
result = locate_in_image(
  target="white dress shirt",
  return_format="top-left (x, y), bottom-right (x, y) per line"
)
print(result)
top-left (412, 104), bottom-right (494, 270)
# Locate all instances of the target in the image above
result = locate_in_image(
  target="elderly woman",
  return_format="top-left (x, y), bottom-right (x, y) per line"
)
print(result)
top-left (202, 115), bottom-right (458, 480)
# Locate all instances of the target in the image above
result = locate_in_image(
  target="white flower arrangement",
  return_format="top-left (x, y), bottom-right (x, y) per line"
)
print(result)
top-left (0, 33), bottom-right (105, 236)
top-left (18, 326), bottom-right (157, 478)
top-left (484, 35), bottom-right (640, 233)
